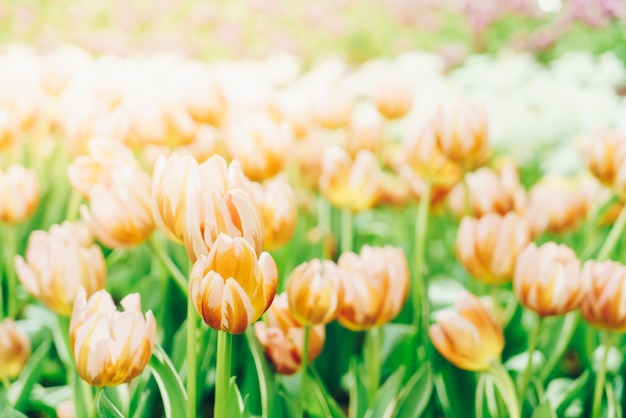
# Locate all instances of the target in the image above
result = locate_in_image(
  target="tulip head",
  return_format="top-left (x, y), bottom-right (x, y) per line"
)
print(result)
top-left (371, 78), bottom-right (413, 120)
top-left (190, 234), bottom-right (277, 334)
top-left (70, 288), bottom-right (156, 386)
top-left (15, 222), bottom-right (106, 316)
top-left (429, 292), bottom-right (504, 371)
top-left (254, 294), bottom-right (325, 375)
top-left (0, 164), bottom-right (39, 224)
top-left (286, 259), bottom-right (343, 326)
top-left (253, 178), bottom-right (298, 251)
top-left (337, 245), bottom-right (409, 330)
top-left (514, 242), bottom-right (582, 317)
top-left (583, 130), bottom-right (626, 189)
top-left (580, 260), bottom-right (626, 332)
top-left (0, 319), bottom-right (31, 380)
top-left (311, 88), bottom-right (353, 130)
top-left (457, 213), bottom-right (530, 285)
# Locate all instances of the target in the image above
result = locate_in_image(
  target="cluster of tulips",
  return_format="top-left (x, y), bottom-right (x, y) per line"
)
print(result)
top-left (0, 45), bottom-right (625, 418)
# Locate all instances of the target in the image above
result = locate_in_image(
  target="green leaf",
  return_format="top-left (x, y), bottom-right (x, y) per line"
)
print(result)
top-left (96, 390), bottom-right (124, 418)
top-left (531, 402), bottom-right (556, 418)
top-left (7, 336), bottom-right (52, 409)
top-left (304, 367), bottom-right (346, 418)
top-left (475, 373), bottom-right (487, 418)
top-left (228, 377), bottom-right (250, 418)
top-left (551, 371), bottom-right (591, 416)
top-left (348, 358), bottom-right (368, 418)
top-left (606, 382), bottom-right (622, 418)
top-left (0, 408), bottom-right (29, 418)
top-left (365, 366), bottom-right (405, 418)
top-left (395, 362), bottom-right (433, 418)
top-left (149, 345), bottom-right (187, 418)
top-left (245, 328), bottom-right (275, 418)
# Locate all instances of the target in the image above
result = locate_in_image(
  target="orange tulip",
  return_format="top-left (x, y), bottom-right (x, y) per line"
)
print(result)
top-left (580, 260), bottom-right (626, 332)
top-left (371, 78), bottom-right (413, 120)
top-left (0, 319), bottom-right (30, 380)
top-left (0, 164), bottom-right (39, 224)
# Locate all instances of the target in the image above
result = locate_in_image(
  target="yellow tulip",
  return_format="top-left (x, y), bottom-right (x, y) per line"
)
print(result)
top-left (0, 164), bottom-right (39, 224)
top-left (0, 319), bottom-right (30, 380)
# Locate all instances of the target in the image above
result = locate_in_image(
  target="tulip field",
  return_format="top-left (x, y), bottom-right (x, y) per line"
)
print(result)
top-left (2, 1), bottom-right (626, 418)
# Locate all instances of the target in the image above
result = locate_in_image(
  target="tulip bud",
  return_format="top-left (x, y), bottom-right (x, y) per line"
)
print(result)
top-left (337, 245), bottom-right (409, 330)
top-left (583, 130), bottom-right (626, 188)
top-left (448, 166), bottom-right (526, 218)
top-left (181, 73), bottom-right (227, 127)
top-left (0, 319), bottom-right (30, 380)
top-left (251, 178), bottom-right (298, 251)
top-left (457, 213), bottom-right (530, 285)
top-left (286, 259), bottom-right (343, 326)
top-left (254, 294), bottom-right (325, 375)
top-left (311, 88), bottom-right (353, 130)
top-left (80, 165), bottom-right (155, 249)
top-left (514, 242), bottom-right (582, 317)
top-left (432, 99), bottom-right (490, 170)
top-left (429, 292), bottom-right (504, 371)
top-left (319, 147), bottom-right (380, 212)
top-left (405, 122), bottom-right (462, 188)
top-left (0, 164), bottom-right (39, 224)
top-left (15, 222), bottom-right (106, 316)
top-left (345, 105), bottom-right (383, 156)
top-left (190, 234), bottom-right (277, 334)
top-left (580, 260), bottom-right (626, 332)
top-left (371, 78), bottom-right (413, 120)
top-left (70, 288), bottom-right (156, 386)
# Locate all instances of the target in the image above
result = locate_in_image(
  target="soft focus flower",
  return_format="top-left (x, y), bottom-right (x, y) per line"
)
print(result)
top-left (429, 291), bottom-right (504, 371)
top-left (310, 87), bottom-right (353, 130)
top-left (70, 288), bottom-right (156, 387)
top-left (180, 73), bottom-right (227, 127)
top-left (337, 245), bottom-right (409, 330)
top-left (0, 164), bottom-right (39, 224)
top-left (448, 166), bottom-right (526, 218)
top-left (80, 165), bottom-right (155, 248)
top-left (345, 105), bottom-right (383, 157)
top-left (286, 259), bottom-right (343, 326)
top-left (514, 242), bottom-right (582, 316)
top-left (254, 293), bottom-right (325, 375)
top-left (55, 400), bottom-right (75, 418)
top-left (15, 222), bottom-right (106, 316)
top-left (319, 147), bottom-right (380, 212)
top-left (457, 213), bottom-right (530, 285)
top-left (0, 319), bottom-right (30, 380)
top-left (583, 130), bottom-right (626, 189)
top-left (405, 122), bottom-right (462, 187)
top-left (580, 260), bottom-right (626, 332)
top-left (371, 78), bottom-right (413, 120)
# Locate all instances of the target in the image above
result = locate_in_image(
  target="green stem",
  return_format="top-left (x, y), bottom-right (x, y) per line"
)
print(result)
top-left (301, 325), bottom-right (310, 417)
top-left (489, 362), bottom-right (520, 418)
top-left (341, 206), bottom-right (353, 254)
top-left (518, 316), bottom-right (543, 409)
top-left (65, 188), bottom-right (82, 222)
top-left (591, 332), bottom-right (611, 418)
top-left (413, 181), bottom-right (432, 361)
top-left (540, 312), bottom-right (579, 382)
top-left (317, 196), bottom-right (332, 259)
top-left (597, 204), bottom-right (626, 261)
top-left (148, 235), bottom-right (188, 296)
top-left (5, 226), bottom-right (17, 318)
top-left (187, 297), bottom-right (197, 418)
top-left (57, 315), bottom-right (92, 418)
top-left (214, 331), bottom-right (233, 418)
top-left (364, 327), bottom-right (382, 401)
top-left (245, 328), bottom-right (270, 418)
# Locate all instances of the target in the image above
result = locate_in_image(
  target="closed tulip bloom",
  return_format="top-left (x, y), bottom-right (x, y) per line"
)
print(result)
top-left (433, 100), bottom-right (490, 170)
top-left (514, 243), bottom-right (582, 316)
top-left (448, 166), bottom-right (526, 219)
top-left (252, 178), bottom-right (298, 251)
top-left (583, 130), bottom-right (626, 188)
top-left (457, 213), bottom-right (530, 285)
top-left (405, 122), bottom-right (462, 188)
top-left (181, 73), bottom-right (227, 127)
top-left (151, 153), bottom-right (202, 243)
top-left (15, 222), bottom-right (106, 316)
top-left (254, 294), bottom-right (325, 375)
top-left (80, 165), bottom-right (155, 249)
top-left (0, 164), bottom-right (39, 224)
top-left (0, 319), bottom-right (31, 380)
top-left (580, 260), bottom-right (626, 332)
top-left (190, 234), bottom-right (277, 334)
top-left (287, 259), bottom-right (343, 326)
top-left (337, 245), bottom-right (409, 330)
top-left (346, 105), bottom-right (383, 156)
top-left (70, 288), bottom-right (156, 387)
top-left (429, 292), bottom-right (504, 371)
top-left (311, 88), bottom-right (353, 130)
top-left (319, 147), bottom-right (380, 212)
top-left (371, 78), bottom-right (413, 120)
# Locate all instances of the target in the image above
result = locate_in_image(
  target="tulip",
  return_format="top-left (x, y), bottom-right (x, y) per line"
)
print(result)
top-left (70, 288), bottom-right (156, 386)
top-left (0, 318), bottom-right (31, 380)
top-left (371, 77), bottom-right (413, 120)
top-left (583, 130), bottom-right (626, 189)
top-left (310, 88), bottom-right (353, 130)
top-left (432, 99), bottom-right (490, 170)
top-left (254, 294), bottom-right (325, 375)
top-left (457, 213), bottom-right (530, 285)
top-left (319, 147), bottom-right (380, 212)
top-left (180, 73), bottom-right (227, 127)
top-left (514, 242), bottom-right (582, 316)
top-left (250, 177), bottom-right (298, 251)
top-left (345, 105), bottom-right (383, 156)
top-left (337, 245), bottom-right (409, 330)
top-left (189, 234), bottom-right (277, 334)
top-left (15, 222), bottom-right (106, 316)
top-left (580, 260), bottom-right (626, 332)
top-left (286, 259), bottom-right (343, 326)
top-left (405, 122), bottom-right (462, 188)
top-left (429, 291), bottom-right (504, 371)
top-left (80, 165), bottom-right (155, 249)
top-left (0, 164), bottom-right (39, 224)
